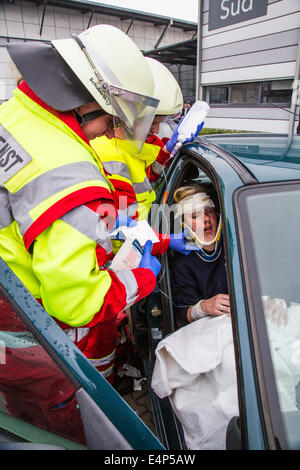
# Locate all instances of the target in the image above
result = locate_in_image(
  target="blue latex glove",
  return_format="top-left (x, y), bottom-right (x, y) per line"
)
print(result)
top-left (110, 212), bottom-right (137, 240)
top-left (115, 213), bottom-right (137, 229)
top-left (165, 117), bottom-right (184, 153)
top-left (166, 118), bottom-right (204, 154)
top-left (139, 240), bottom-right (161, 277)
top-left (169, 231), bottom-right (199, 255)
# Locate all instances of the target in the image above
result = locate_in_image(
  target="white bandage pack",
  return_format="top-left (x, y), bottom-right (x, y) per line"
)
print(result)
top-left (109, 220), bottom-right (159, 271)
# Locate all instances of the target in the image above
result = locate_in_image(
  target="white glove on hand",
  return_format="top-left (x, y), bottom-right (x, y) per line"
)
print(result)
top-left (263, 296), bottom-right (289, 327)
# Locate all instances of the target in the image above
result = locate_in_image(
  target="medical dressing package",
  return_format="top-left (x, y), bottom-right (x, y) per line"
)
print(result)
top-left (109, 219), bottom-right (159, 271)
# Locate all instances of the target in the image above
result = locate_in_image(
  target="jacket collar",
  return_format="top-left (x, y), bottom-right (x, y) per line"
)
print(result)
top-left (17, 80), bottom-right (90, 146)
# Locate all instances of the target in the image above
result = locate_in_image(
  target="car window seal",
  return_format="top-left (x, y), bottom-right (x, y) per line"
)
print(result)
top-left (189, 139), bottom-right (258, 186)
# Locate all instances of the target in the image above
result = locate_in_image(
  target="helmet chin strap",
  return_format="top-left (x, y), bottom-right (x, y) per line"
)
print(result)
top-left (74, 108), bottom-right (108, 126)
top-left (183, 217), bottom-right (222, 247)
top-left (183, 219), bottom-right (223, 262)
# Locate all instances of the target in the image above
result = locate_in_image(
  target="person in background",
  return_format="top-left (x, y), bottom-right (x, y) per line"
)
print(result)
top-left (87, 58), bottom-right (201, 381)
top-left (91, 57), bottom-right (184, 223)
top-left (183, 100), bottom-right (191, 116)
top-left (90, 58), bottom-right (204, 254)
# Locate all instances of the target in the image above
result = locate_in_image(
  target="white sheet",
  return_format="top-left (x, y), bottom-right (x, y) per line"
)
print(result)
top-left (151, 315), bottom-right (238, 450)
top-left (266, 303), bottom-right (300, 412)
top-left (151, 304), bottom-right (300, 449)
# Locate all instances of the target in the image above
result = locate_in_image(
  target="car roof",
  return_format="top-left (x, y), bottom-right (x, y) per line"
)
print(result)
top-left (202, 134), bottom-right (300, 183)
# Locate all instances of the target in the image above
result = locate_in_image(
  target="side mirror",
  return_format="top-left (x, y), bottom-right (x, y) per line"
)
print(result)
top-left (226, 416), bottom-right (242, 450)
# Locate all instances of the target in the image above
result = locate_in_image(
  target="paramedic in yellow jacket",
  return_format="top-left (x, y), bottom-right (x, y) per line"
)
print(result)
top-left (0, 25), bottom-right (162, 437)
top-left (91, 57), bottom-right (184, 224)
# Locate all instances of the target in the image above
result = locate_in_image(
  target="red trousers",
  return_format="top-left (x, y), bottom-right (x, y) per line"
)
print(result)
top-left (82, 321), bottom-right (118, 384)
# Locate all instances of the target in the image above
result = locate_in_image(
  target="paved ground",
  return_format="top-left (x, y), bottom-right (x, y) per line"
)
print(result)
top-left (123, 383), bottom-right (156, 435)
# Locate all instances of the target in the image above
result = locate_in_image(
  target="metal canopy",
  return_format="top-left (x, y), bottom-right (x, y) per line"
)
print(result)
top-left (144, 38), bottom-right (197, 66)
top-left (22, 0), bottom-right (197, 32)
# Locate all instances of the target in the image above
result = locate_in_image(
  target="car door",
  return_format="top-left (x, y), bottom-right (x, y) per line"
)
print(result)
top-left (169, 142), bottom-right (300, 450)
top-left (146, 142), bottom-right (268, 450)
top-left (142, 145), bottom-right (241, 449)
top-left (0, 257), bottom-right (164, 450)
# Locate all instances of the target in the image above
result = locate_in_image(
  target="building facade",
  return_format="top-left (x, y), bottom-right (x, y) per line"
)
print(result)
top-left (1, 0), bottom-right (299, 134)
top-left (200, 0), bottom-right (300, 133)
top-left (146, 0), bottom-right (300, 133)
top-left (0, 0), bottom-right (196, 103)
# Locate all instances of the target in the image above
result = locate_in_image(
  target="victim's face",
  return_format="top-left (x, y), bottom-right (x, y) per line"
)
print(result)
top-left (184, 207), bottom-right (218, 244)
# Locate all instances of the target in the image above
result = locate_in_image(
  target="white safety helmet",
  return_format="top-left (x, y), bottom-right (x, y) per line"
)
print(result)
top-left (52, 25), bottom-right (159, 152)
top-left (145, 57), bottom-right (183, 116)
top-left (7, 25), bottom-right (159, 153)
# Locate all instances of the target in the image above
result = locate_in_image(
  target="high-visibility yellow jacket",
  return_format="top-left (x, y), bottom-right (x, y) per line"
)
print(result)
top-left (91, 136), bottom-right (159, 220)
top-left (0, 84), bottom-right (156, 353)
top-left (91, 134), bottom-right (172, 256)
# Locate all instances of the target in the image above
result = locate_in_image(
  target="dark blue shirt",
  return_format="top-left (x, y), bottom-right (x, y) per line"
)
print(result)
top-left (171, 247), bottom-right (228, 328)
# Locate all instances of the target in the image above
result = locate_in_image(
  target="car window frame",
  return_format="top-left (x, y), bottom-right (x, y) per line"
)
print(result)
top-left (156, 152), bottom-right (221, 336)
top-left (155, 148), bottom-right (250, 447)
top-left (233, 181), bottom-right (299, 450)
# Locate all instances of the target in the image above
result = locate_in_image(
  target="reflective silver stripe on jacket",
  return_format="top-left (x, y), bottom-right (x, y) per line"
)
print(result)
top-left (98, 363), bottom-right (114, 378)
top-left (133, 177), bottom-right (152, 195)
top-left (103, 161), bottom-right (130, 180)
top-left (88, 361), bottom-right (114, 378)
top-left (0, 187), bottom-right (13, 230)
top-left (87, 349), bottom-right (116, 368)
top-left (114, 269), bottom-right (139, 308)
top-left (9, 161), bottom-right (108, 236)
top-left (103, 160), bottom-right (152, 194)
top-left (151, 160), bottom-right (165, 176)
top-left (61, 205), bottom-right (112, 255)
top-left (64, 327), bottom-right (90, 343)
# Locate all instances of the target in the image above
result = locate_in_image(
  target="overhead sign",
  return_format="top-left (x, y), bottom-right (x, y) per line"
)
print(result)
top-left (208, 0), bottom-right (268, 31)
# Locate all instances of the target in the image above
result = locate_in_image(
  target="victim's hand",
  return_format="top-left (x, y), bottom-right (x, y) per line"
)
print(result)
top-left (201, 293), bottom-right (231, 317)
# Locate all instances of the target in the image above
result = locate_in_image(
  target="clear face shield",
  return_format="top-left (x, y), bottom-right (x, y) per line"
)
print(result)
top-left (73, 35), bottom-right (159, 154)
top-left (175, 193), bottom-right (222, 248)
top-left (111, 93), bottom-right (160, 154)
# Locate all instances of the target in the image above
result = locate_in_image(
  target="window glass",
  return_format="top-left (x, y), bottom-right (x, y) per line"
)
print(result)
top-left (0, 296), bottom-right (86, 447)
top-left (263, 80), bottom-right (293, 104)
top-left (242, 186), bottom-right (300, 449)
top-left (206, 86), bottom-right (229, 104)
top-left (168, 64), bottom-right (196, 105)
top-left (231, 82), bottom-right (260, 104)
top-left (205, 79), bottom-right (293, 106)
